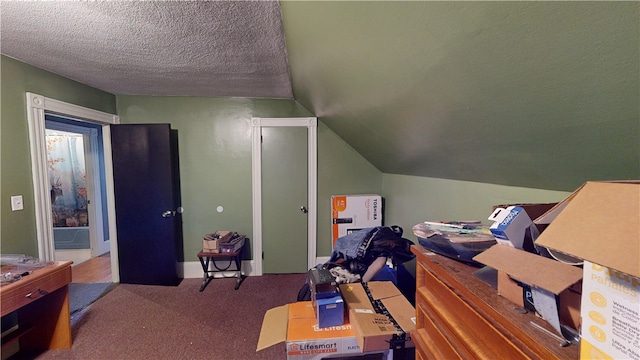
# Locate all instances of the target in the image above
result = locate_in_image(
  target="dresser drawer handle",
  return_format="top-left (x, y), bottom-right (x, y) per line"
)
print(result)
top-left (25, 288), bottom-right (48, 298)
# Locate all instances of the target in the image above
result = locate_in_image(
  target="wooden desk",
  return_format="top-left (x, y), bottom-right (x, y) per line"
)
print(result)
top-left (1, 261), bottom-right (73, 355)
top-left (411, 245), bottom-right (578, 359)
top-left (197, 238), bottom-right (245, 291)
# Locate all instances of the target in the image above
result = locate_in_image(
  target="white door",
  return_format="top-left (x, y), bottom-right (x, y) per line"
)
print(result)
top-left (251, 117), bottom-right (317, 276)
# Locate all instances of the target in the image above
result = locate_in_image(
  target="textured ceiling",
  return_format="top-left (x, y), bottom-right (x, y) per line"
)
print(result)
top-left (1, 1), bottom-right (638, 191)
top-left (0, 1), bottom-right (292, 98)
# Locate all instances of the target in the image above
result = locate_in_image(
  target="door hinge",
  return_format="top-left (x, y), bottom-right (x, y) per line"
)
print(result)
top-left (262, 251), bottom-right (264, 259)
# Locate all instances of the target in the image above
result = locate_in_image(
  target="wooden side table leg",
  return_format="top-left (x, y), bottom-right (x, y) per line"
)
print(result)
top-left (233, 253), bottom-right (244, 290)
top-left (198, 256), bottom-right (212, 292)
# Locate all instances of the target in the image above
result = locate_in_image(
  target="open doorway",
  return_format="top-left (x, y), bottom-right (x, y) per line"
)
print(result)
top-left (26, 92), bottom-right (120, 283)
top-left (45, 115), bottom-right (110, 270)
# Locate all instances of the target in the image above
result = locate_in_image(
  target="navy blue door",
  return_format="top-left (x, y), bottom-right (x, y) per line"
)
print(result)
top-left (111, 124), bottom-right (181, 285)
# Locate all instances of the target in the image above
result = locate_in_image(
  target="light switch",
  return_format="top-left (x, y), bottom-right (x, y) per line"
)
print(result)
top-left (11, 195), bottom-right (24, 211)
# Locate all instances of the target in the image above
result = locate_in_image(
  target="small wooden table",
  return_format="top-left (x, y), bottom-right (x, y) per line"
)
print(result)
top-left (1, 261), bottom-right (73, 356)
top-left (197, 238), bottom-right (245, 291)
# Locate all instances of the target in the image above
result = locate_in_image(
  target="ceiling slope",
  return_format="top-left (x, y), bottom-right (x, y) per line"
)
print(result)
top-left (281, 1), bottom-right (639, 191)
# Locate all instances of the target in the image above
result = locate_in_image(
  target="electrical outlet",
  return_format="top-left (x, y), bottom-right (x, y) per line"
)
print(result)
top-left (11, 195), bottom-right (24, 211)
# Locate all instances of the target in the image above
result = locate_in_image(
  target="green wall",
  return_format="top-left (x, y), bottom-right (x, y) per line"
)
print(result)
top-left (115, 96), bottom-right (383, 260)
top-left (317, 118), bottom-right (382, 255)
top-left (1, 55), bottom-right (574, 265)
top-left (382, 174), bottom-right (572, 238)
top-left (0, 55), bottom-right (382, 260)
top-left (0, 56), bottom-right (116, 256)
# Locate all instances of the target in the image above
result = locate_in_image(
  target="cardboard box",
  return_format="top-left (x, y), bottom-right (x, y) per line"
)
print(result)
top-left (493, 203), bottom-right (557, 232)
top-left (580, 261), bottom-right (639, 360)
top-left (534, 181), bottom-right (640, 277)
top-left (308, 268), bottom-right (343, 328)
top-left (473, 244), bottom-right (583, 332)
top-left (338, 281), bottom-right (415, 353)
top-left (316, 295), bottom-right (345, 329)
top-left (332, 195), bottom-right (382, 245)
top-left (202, 231), bottom-right (233, 253)
top-left (533, 181), bottom-right (640, 359)
top-left (488, 206), bottom-right (540, 250)
top-left (202, 238), bottom-right (219, 253)
top-left (256, 301), bottom-right (391, 360)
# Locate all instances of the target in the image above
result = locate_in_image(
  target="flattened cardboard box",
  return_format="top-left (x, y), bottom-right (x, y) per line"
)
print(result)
top-left (533, 181), bottom-right (640, 359)
top-left (473, 245), bottom-right (583, 331)
top-left (339, 281), bottom-right (416, 353)
top-left (256, 301), bottom-right (391, 360)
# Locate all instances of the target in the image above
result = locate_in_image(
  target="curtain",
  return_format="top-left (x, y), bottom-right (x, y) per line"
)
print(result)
top-left (46, 130), bottom-right (89, 227)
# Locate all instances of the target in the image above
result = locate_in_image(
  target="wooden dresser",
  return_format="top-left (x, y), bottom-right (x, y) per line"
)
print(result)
top-left (411, 245), bottom-right (577, 359)
top-left (1, 261), bottom-right (73, 355)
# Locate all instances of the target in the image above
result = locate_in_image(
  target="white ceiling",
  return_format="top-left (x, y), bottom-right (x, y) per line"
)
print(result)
top-left (0, 1), bottom-right (293, 99)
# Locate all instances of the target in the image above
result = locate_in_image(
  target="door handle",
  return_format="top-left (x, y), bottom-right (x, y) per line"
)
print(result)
top-left (162, 207), bottom-right (184, 218)
top-left (300, 206), bottom-right (308, 214)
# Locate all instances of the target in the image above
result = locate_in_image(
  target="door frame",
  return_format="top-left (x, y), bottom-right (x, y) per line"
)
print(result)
top-left (26, 92), bottom-right (121, 282)
top-left (251, 117), bottom-right (317, 276)
top-left (44, 119), bottom-right (106, 260)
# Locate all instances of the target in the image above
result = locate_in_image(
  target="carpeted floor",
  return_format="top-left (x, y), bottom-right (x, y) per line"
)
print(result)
top-left (69, 282), bottom-right (118, 315)
top-left (34, 274), bottom-right (307, 360)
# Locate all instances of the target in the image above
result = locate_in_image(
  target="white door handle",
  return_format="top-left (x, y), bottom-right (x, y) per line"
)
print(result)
top-left (162, 207), bottom-right (184, 217)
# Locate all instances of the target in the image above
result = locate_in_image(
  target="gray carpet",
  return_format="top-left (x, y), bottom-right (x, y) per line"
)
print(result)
top-left (69, 282), bottom-right (117, 314)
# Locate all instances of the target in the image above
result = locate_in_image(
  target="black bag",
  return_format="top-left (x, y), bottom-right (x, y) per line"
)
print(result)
top-left (296, 281), bottom-right (311, 301)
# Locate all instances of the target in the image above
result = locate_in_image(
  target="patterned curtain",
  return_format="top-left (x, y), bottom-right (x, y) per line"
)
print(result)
top-left (46, 130), bottom-right (89, 227)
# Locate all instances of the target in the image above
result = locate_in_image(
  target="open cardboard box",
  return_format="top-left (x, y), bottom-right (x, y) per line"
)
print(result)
top-left (202, 231), bottom-right (233, 253)
top-left (338, 281), bottom-right (416, 353)
top-left (534, 181), bottom-right (639, 277)
top-left (533, 181), bottom-right (640, 360)
top-left (256, 301), bottom-right (392, 360)
top-left (473, 244), bottom-right (583, 332)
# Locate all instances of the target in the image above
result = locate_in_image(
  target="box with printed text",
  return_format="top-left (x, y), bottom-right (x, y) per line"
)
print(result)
top-left (256, 301), bottom-right (392, 360)
top-left (535, 181), bottom-right (640, 360)
top-left (338, 281), bottom-right (415, 353)
top-left (331, 195), bottom-right (382, 245)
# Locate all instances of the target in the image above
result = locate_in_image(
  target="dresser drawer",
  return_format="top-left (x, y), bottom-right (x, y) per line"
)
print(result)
top-left (411, 246), bottom-right (576, 360)
top-left (1, 263), bottom-right (72, 316)
top-left (417, 260), bottom-right (529, 359)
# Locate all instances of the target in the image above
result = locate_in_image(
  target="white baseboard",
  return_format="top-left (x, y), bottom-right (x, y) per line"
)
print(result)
top-left (55, 249), bottom-right (91, 265)
top-left (179, 260), bottom-right (257, 279)
top-left (178, 257), bottom-right (331, 278)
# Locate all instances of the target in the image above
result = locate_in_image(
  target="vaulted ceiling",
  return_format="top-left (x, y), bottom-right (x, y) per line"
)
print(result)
top-left (2, 1), bottom-right (638, 191)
